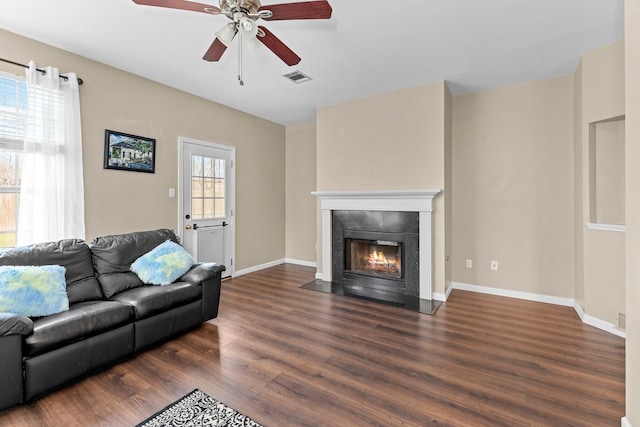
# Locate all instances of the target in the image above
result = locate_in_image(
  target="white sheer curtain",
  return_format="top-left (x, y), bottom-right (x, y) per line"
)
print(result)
top-left (17, 61), bottom-right (85, 246)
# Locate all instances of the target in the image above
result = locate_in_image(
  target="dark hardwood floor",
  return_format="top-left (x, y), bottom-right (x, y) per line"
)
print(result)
top-left (0, 264), bottom-right (625, 426)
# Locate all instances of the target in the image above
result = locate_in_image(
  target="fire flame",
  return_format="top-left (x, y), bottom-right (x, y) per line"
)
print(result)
top-left (367, 250), bottom-right (399, 272)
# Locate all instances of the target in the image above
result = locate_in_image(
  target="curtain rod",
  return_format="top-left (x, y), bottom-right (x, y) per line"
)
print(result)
top-left (0, 58), bottom-right (84, 85)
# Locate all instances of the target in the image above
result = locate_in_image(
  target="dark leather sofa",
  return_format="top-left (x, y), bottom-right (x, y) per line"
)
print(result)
top-left (0, 229), bottom-right (225, 411)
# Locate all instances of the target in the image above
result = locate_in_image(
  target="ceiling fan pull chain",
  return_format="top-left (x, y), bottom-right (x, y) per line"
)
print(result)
top-left (238, 33), bottom-right (244, 86)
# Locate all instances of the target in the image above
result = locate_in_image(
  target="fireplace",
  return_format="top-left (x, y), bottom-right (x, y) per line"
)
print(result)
top-left (312, 190), bottom-right (441, 311)
top-left (332, 210), bottom-right (419, 305)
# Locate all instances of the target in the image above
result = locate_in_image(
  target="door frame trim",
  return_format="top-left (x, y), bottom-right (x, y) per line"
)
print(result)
top-left (178, 136), bottom-right (236, 278)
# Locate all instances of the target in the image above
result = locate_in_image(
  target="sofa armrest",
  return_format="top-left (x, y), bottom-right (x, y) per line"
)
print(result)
top-left (179, 263), bottom-right (225, 321)
top-left (179, 263), bottom-right (226, 285)
top-left (0, 330), bottom-right (26, 409)
top-left (0, 312), bottom-right (34, 337)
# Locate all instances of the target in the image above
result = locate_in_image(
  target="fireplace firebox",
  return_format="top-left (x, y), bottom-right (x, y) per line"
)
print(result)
top-left (332, 210), bottom-right (419, 305)
top-left (346, 239), bottom-right (402, 279)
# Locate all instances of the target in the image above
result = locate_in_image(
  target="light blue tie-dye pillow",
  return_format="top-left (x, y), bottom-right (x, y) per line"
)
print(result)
top-left (0, 265), bottom-right (69, 317)
top-left (131, 240), bottom-right (195, 285)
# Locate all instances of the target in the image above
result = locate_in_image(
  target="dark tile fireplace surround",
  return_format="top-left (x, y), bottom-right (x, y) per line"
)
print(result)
top-left (303, 209), bottom-right (441, 315)
top-left (332, 210), bottom-right (419, 304)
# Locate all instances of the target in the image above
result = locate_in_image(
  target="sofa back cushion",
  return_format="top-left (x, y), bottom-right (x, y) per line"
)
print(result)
top-left (89, 229), bottom-right (179, 298)
top-left (0, 239), bottom-right (103, 304)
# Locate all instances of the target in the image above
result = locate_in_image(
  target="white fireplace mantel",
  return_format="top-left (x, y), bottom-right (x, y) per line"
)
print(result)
top-left (312, 189), bottom-right (441, 300)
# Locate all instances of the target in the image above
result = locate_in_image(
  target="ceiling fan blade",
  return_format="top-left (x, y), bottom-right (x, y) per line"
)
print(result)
top-left (132, 0), bottom-right (221, 15)
top-left (257, 26), bottom-right (301, 66)
top-left (203, 38), bottom-right (228, 61)
top-left (259, 0), bottom-right (332, 20)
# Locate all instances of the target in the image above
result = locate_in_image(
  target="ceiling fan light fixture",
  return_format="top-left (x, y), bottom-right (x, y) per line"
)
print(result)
top-left (239, 16), bottom-right (259, 38)
top-left (215, 23), bottom-right (237, 46)
top-left (244, 33), bottom-right (262, 50)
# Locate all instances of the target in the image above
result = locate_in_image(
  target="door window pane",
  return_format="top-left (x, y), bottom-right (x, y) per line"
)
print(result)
top-left (192, 198), bottom-right (203, 220)
top-left (214, 198), bottom-right (225, 218)
top-left (203, 198), bottom-right (214, 218)
top-left (192, 178), bottom-right (203, 198)
top-left (192, 155), bottom-right (203, 177)
top-left (215, 178), bottom-right (224, 198)
top-left (204, 157), bottom-right (213, 177)
top-left (215, 159), bottom-right (225, 179)
top-left (203, 178), bottom-right (214, 198)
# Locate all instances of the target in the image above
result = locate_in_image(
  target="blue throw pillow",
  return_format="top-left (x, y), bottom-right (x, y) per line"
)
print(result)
top-left (131, 240), bottom-right (195, 285)
top-left (0, 265), bottom-right (69, 317)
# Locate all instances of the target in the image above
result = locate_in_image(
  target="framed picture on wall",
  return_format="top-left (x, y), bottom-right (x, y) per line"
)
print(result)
top-left (103, 129), bottom-right (156, 173)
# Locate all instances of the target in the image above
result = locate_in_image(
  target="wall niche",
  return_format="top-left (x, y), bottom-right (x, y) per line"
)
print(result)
top-left (588, 115), bottom-right (625, 230)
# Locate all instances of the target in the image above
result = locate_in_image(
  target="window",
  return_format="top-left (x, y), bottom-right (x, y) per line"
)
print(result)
top-left (0, 73), bottom-right (26, 248)
top-left (0, 65), bottom-right (84, 247)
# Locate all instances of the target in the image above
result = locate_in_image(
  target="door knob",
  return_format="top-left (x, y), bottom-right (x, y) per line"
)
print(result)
top-left (185, 224), bottom-right (192, 230)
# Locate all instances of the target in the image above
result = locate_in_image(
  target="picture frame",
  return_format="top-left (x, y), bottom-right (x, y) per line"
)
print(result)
top-left (103, 129), bottom-right (156, 173)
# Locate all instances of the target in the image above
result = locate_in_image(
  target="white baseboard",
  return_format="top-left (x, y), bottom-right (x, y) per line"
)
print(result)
top-left (233, 258), bottom-right (285, 277)
top-left (573, 300), bottom-right (586, 320)
top-left (284, 258), bottom-right (317, 268)
top-left (582, 313), bottom-right (626, 339)
top-left (432, 281), bottom-right (454, 302)
top-left (234, 258), bottom-right (317, 278)
top-left (449, 281), bottom-right (625, 339)
top-left (573, 300), bottom-right (626, 338)
top-left (432, 292), bottom-right (448, 302)
top-left (450, 281), bottom-right (575, 307)
top-left (622, 416), bottom-right (633, 427)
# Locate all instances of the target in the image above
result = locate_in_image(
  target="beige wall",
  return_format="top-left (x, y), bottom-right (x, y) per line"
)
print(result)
top-left (452, 76), bottom-right (575, 298)
top-left (316, 81), bottom-right (449, 294)
top-left (578, 39), bottom-right (626, 324)
top-left (625, 0), bottom-right (640, 423)
top-left (285, 122), bottom-right (317, 263)
top-left (0, 28), bottom-right (286, 271)
top-left (316, 82), bottom-right (447, 191)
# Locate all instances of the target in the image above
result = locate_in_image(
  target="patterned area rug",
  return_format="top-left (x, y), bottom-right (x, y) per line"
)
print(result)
top-left (136, 389), bottom-right (263, 427)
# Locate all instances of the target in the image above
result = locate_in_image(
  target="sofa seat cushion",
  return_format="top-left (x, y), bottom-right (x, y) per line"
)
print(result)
top-left (110, 282), bottom-right (201, 320)
top-left (25, 301), bottom-right (134, 357)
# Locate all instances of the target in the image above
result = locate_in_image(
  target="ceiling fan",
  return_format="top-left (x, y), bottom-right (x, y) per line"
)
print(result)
top-left (132, 0), bottom-right (333, 67)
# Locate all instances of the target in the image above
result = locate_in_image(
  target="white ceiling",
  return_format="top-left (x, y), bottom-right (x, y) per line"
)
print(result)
top-left (0, 0), bottom-right (624, 126)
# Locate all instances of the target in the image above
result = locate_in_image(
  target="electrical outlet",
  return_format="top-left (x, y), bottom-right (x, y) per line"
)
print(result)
top-left (465, 259), bottom-right (473, 269)
top-left (490, 260), bottom-right (499, 271)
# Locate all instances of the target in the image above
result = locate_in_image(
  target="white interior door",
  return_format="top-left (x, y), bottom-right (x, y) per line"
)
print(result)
top-left (179, 138), bottom-right (234, 278)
